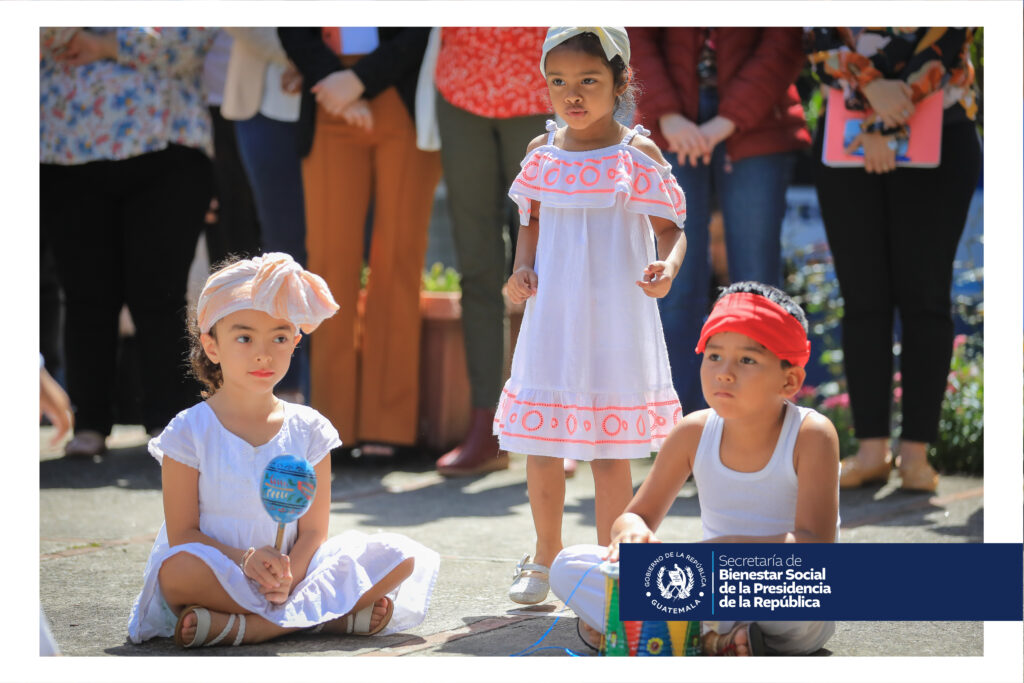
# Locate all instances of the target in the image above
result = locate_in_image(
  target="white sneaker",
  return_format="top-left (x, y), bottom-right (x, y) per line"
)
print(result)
top-left (509, 553), bottom-right (550, 604)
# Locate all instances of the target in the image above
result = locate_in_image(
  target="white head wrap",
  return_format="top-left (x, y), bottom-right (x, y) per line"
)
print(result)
top-left (540, 27), bottom-right (630, 77)
top-left (197, 252), bottom-right (339, 335)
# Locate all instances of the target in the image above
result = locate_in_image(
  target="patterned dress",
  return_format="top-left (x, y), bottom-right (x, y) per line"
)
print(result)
top-left (494, 122), bottom-right (687, 461)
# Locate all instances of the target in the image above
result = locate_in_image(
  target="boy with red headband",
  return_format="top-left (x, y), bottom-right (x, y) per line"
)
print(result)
top-left (549, 281), bottom-right (840, 656)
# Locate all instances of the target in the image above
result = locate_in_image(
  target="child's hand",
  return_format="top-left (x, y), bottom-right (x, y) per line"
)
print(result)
top-left (507, 266), bottom-right (538, 304)
top-left (243, 546), bottom-right (290, 593)
top-left (603, 526), bottom-right (661, 564)
top-left (40, 367), bottom-right (73, 446)
top-left (260, 554), bottom-right (294, 604)
top-left (636, 261), bottom-right (676, 298)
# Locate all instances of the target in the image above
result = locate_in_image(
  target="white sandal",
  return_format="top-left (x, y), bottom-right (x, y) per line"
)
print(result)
top-left (311, 596), bottom-right (394, 636)
top-left (173, 605), bottom-right (246, 648)
top-left (509, 553), bottom-right (550, 604)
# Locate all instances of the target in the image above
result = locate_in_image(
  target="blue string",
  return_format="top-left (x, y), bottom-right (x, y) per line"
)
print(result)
top-left (510, 563), bottom-right (600, 657)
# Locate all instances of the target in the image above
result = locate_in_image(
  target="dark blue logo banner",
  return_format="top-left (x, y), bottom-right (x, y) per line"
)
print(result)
top-left (619, 543), bottom-right (1023, 621)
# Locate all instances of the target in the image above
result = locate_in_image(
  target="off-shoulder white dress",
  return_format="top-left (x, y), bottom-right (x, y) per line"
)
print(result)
top-left (127, 400), bottom-right (439, 643)
top-left (494, 121), bottom-right (686, 461)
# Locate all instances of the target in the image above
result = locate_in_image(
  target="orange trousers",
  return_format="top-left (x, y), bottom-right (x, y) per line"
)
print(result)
top-left (302, 88), bottom-right (441, 446)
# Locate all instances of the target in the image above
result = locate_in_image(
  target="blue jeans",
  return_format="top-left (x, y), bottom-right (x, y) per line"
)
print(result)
top-left (660, 89), bottom-right (795, 414)
top-left (234, 113), bottom-right (309, 396)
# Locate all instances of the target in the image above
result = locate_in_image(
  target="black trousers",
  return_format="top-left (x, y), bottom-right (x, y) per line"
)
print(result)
top-left (40, 144), bottom-right (214, 435)
top-left (813, 118), bottom-right (981, 442)
top-left (205, 105), bottom-right (261, 265)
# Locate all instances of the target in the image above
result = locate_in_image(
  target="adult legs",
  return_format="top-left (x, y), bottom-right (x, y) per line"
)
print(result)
top-left (661, 152), bottom-right (712, 415)
top-left (234, 114), bottom-right (308, 265)
top-left (434, 95), bottom-right (544, 472)
top-left (205, 105), bottom-right (261, 265)
top-left (660, 87), bottom-right (724, 414)
top-left (716, 150), bottom-right (794, 287)
top-left (39, 235), bottom-right (64, 380)
top-left (886, 121), bottom-right (981, 483)
top-left (360, 88), bottom-right (442, 445)
top-left (302, 106), bottom-right (373, 440)
top-left (122, 145), bottom-right (212, 433)
top-left (813, 119), bottom-right (895, 482)
top-left (234, 113), bottom-right (309, 397)
top-left (41, 162), bottom-right (124, 440)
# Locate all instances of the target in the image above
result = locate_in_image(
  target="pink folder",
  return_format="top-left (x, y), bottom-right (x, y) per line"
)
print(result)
top-left (822, 88), bottom-right (943, 168)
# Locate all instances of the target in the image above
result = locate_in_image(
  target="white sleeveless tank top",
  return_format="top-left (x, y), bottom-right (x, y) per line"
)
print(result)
top-left (692, 402), bottom-right (840, 541)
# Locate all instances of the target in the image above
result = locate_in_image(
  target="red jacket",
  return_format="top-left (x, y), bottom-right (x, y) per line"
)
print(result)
top-left (628, 27), bottom-right (811, 162)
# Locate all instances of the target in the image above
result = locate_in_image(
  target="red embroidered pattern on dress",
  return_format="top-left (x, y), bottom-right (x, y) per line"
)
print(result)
top-left (512, 147), bottom-right (687, 221)
top-left (493, 389), bottom-right (680, 445)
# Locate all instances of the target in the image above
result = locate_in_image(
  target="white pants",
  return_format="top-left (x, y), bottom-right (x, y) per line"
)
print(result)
top-left (550, 544), bottom-right (835, 656)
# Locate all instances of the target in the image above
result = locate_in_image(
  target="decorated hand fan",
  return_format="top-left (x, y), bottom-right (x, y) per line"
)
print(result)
top-left (260, 455), bottom-right (317, 550)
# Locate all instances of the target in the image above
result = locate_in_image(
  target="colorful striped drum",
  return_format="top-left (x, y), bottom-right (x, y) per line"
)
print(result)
top-left (599, 561), bottom-right (702, 656)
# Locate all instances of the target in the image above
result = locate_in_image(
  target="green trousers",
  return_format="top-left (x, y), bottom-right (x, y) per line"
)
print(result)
top-left (436, 94), bottom-right (548, 409)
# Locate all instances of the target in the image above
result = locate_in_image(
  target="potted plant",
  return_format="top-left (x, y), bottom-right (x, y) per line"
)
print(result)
top-left (418, 263), bottom-right (525, 451)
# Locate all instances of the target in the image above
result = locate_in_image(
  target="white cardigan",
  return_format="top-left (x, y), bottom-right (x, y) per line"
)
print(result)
top-left (221, 27), bottom-right (297, 122)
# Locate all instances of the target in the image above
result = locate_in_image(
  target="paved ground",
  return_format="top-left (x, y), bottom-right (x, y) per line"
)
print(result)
top-left (38, 423), bottom-right (986, 665)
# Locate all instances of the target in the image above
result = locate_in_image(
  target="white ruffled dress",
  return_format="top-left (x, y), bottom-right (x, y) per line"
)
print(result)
top-left (494, 122), bottom-right (686, 461)
top-left (127, 400), bottom-right (439, 643)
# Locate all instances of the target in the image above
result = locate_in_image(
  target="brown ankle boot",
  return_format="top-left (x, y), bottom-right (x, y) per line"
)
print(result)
top-left (436, 408), bottom-right (509, 476)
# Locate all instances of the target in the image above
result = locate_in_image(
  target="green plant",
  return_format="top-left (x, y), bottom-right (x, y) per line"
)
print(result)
top-left (929, 334), bottom-right (983, 473)
top-left (360, 262), bottom-right (462, 293)
top-left (796, 386), bottom-right (858, 458)
top-left (421, 262), bottom-right (461, 292)
top-left (802, 86), bottom-right (824, 138)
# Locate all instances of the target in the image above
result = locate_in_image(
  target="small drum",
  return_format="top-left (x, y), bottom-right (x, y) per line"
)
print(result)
top-left (599, 561), bottom-right (701, 656)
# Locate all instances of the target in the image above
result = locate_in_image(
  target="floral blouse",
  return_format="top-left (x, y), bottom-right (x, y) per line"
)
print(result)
top-left (805, 27), bottom-right (978, 122)
top-left (434, 27), bottom-right (550, 119)
top-left (40, 27), bottom-right (215, 165)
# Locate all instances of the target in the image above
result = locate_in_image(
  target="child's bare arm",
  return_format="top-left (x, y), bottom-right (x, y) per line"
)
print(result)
top-left (632, 137), bottom-right (687, 298)
top-left (507, 135), bottom-right (547, 304)
top-left (706, 414), bottom-right (840, 544)
top-left (162, 457), bottom-right (287, 593)
top-left (605, 413), bottom-right (705, 561)
top-left (790, 413), bottom-right (841, 542)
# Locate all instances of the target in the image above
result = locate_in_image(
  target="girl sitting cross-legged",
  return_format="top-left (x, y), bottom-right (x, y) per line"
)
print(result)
top-left (127, 252), bottom-right (439, 648)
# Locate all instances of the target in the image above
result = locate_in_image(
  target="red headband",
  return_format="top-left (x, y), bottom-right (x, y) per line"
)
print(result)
top-left (695, 292), bottom-right (811, 368)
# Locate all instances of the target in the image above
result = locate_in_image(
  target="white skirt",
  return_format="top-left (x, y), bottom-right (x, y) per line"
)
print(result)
top-left (127, 525), bottom-right (439, 643)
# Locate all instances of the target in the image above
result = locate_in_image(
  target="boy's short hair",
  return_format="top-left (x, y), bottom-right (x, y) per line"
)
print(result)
top-left (712, 282), bottom-right (809, 368)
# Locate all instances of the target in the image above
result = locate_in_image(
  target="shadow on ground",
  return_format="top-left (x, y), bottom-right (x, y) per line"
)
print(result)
top-left (40, 444), bottom-right (161, 491)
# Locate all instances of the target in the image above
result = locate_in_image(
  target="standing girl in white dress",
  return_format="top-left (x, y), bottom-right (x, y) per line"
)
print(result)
top-left (496, 27), bottom-right (687, 604)
top-left (127, 253), bottom-right (439, 648)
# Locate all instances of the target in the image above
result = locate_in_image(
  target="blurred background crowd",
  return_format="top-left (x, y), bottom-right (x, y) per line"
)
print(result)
top-left (39, 27), bottom-right (984, 491)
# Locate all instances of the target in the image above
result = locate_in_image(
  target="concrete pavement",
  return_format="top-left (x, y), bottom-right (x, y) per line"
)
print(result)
top-left (39, 424), bottom-right (984, 661)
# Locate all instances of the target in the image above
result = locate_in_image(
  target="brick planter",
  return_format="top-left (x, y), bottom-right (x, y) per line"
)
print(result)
top-left (417, 290), bottom-right (525, 451)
